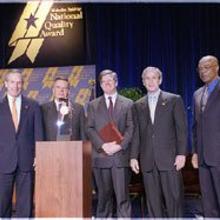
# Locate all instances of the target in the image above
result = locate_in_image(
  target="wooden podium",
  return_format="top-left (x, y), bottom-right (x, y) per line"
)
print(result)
top-left (35, 141), bottom-right (92, 217)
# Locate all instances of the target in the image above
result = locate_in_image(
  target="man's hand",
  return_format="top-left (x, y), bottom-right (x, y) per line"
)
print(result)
top-left (191, 153), bottom-right (199, 169)
top-left (130, 159), bottom-right (140, 174)
top-left (110, 144), bottom-right (122, 155)
top-left (102, 141), bottom-right (121, 155)
top-left (33, 157), bottom-right (36, 167)
top-left (174, 155), bottom-right (186, 171)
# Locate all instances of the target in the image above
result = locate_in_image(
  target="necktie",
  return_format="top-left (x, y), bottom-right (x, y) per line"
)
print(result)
top-left (11, 98), bottom-right (18, 131)
top-left (201, 86), bottom-right (209, 111)
top-left (57, 103), bottom-right (63, 121)
top-left (148, 95), bottom-right (157, 124)
top-left (108, 96), bottom-right (114, 120)
top-left (57, 102), bottom-right (62, 112)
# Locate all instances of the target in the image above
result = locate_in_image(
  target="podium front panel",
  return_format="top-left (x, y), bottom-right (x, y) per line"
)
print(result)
top-left (35, 141), bottom-right (91, 217)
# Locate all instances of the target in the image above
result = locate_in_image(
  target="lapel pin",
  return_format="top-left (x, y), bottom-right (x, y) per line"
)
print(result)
top-left (162, 100), bottom-right (167, 106)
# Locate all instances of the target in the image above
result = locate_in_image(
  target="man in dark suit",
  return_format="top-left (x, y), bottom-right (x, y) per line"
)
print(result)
top-left (130, 66), bottom-right (187, 217)
top-left (0, 70), bottom-right (43, 217)
top-left (192, 55), bottom-right (220, 217)
top-left (86, 69), bottom-right (133, 217)
top-left (41, 76), bottom-right (85, 141)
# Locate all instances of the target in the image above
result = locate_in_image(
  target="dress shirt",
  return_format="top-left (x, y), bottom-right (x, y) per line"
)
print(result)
top-left (207, 77), bottom-right (220, 95)
top-left (148, 89), bottom-right (161, 124)
top-left (104, 92), bottom-right (117, 108)
top-left (54, 99), bottom-right (64, 111)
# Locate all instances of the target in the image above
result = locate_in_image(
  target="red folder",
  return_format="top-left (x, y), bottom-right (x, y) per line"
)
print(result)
top-left (99, 122), bottom-right (124, 144)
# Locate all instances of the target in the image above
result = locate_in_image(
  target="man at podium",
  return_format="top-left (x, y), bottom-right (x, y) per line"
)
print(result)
top-left (86, 69), bottom-right (133, 217)
top-left (41, 76), bottom-right (86, 141)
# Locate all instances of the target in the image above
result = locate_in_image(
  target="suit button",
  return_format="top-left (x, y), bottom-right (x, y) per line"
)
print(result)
top-left (152, 134), bottom-right (155, 138)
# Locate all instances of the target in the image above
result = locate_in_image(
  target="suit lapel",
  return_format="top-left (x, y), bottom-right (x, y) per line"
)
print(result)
top-left (205, 80), bottom-right (220, 111)
top-left (17, 96), bottom-right (30, 133)
top-left (50, 101), bottom-right (59, 119)
top-left (98, 96), bottom-right (109, 121)
top-left (2, 97), bottom-right (16, 133)
top-left (114, 95), bottom-right (123, 123)
top-left (140, 96), bottom-right (151, 126)
top-left (154, 91), bottom-right (167, 126)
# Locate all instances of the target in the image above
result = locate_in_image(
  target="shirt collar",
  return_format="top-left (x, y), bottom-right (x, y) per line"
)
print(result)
top-left (54, 99), bottom-right (63, 110)
top-left (104, 92), bottom-right (118, 101)
top-left (148, 89), bottom-right (161, 98)
top-left (207, 77), bottom-right (220, 95)
top-left (7, 94), bottom-right (22, 103)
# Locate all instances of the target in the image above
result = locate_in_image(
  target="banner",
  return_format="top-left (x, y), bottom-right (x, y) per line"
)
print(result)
top-left (0, 2), bottom-right (85, 68)
top-left (0, 65), bottom-right (96, 106)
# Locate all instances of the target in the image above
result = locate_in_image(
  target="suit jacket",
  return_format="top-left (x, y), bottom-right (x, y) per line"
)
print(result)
top-left (131, 91), bottom-right (187, 172)
top-left (86, 95), bottom-right (133, 168)
top-left (0, 96), bottom-right (44, 173)
top-left (192, 80), bottom-right (220, 166)
top-left (41, 101), bottom-right (86, 141)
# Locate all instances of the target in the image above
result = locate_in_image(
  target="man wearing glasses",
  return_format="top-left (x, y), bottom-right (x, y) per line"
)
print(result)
top-left (86, 69), bottom-right (133, 217)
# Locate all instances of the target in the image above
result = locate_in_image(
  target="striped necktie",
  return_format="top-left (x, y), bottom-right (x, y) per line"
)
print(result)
top-left (201, 86), bottom-right (209, 111)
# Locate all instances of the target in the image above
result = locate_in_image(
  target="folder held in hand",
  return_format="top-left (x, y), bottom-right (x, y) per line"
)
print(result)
top-left (99, 122), bottom-right (124, 144)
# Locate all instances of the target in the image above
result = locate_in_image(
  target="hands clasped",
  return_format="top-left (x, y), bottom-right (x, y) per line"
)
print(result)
top-left (102, 141), bottom-right (122, 155)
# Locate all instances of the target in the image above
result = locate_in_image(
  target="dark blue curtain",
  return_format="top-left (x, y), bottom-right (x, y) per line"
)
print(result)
top-left (1, 3), bottom-right (220, 149)
top-left (84, 3), bottom-right (220, 149)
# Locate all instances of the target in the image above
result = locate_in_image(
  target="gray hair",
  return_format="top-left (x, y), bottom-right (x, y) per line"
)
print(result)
top-left (142, 66), bottom-right (163, 82)
top-left (98, 69), bottom-right (118, 84)
top-left (4, 69), bottom-right (23, 82)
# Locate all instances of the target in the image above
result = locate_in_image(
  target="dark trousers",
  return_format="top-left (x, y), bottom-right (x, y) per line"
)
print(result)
top-left (0, 169), bottom-right (34, 217)
top-left (199, 164), bottom-right (220, 217)
top-left (93, 166), bottom-right (131, 217)
top-left (143, 166), bottom-right (184, 218)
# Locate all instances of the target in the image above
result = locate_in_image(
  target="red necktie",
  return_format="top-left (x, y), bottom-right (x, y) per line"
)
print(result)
top-left (108, 96), bottom-right (114, 120)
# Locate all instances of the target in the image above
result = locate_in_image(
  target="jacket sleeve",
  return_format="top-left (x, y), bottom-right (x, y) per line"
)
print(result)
top-left (173, 96), bottom-right (188, 155)
top-left (79, 105), bottom-right (87, 141)
top-left (130, 103), bottom-right (140, 159)
top-left (191, 94), bottom-right (197, 154)
top-left (86, 102), bottom-right (105, 151)
top-left (120, 101), bottom-right (134, 150)
top-left (34, 102), bottom-right (44, 142)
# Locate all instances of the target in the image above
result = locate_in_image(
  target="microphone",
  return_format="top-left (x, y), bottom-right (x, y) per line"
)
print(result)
top-left (59, 98), bottom-right (68, 105)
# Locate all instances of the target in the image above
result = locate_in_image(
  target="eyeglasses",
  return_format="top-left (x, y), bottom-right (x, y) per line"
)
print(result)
top-left (100, 79), bottom-right (115, 84)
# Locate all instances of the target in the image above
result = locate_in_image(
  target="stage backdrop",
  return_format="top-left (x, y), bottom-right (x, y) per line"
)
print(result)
top-left (0, 2), bottom-right (86, 68)
top-left (0, 65), bottom-right (96, 105)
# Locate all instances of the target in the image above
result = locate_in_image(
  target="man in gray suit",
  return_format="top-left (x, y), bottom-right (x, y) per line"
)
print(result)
top-left (192, 55), bottom-right (220, 217)
top-left (86, 69), bottom-right (133, 217)
top-left (41, 76), bottom-right (85, 141)
top-left (130, 67), bottom-right (187, 217)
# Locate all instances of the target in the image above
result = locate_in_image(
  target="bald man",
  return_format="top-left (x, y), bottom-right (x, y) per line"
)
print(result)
top-left (192, 55), bottom-right (220, 217)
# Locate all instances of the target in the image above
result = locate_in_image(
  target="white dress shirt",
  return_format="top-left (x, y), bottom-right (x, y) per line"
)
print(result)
top-left (104, 92), bottom-right (117, 108)
top-left (148, 89), bottom-right (161, 124)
